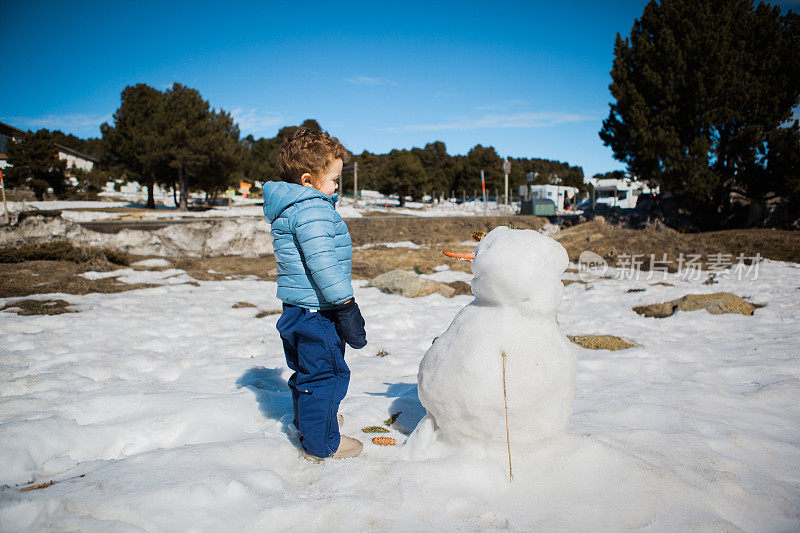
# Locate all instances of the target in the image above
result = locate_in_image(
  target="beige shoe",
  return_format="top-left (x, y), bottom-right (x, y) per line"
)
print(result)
top-left (331, 435), bottom-right (363, 459)
top-left (303, 435), bottom-right (363, 462)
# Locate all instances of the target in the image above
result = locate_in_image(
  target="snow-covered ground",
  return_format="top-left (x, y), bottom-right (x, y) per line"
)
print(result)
top-left (5, 200), bottom-right (278, 222)
top-left (3, 196), bottom-right (515, 223)
top-left (1, 261), bottom-right (799, 530)
top-left (0, 215), bottom-right (274, 258)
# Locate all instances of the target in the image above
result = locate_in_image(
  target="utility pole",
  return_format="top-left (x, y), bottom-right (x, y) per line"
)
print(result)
top-left (503, 158), bottom-right (511, 206)
top-left (353, 161), bottom-right (358, 204)
top-left (481, 170), bottom-right (487, 215)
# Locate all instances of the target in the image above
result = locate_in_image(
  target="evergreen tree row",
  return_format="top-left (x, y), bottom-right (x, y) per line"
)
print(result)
top-left (6, 101), bottom-right (587, 209)
top-left (348, 143), bottom-right (585, 207)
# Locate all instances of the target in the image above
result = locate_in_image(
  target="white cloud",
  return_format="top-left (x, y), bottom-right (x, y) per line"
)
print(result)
top-left (474, 99), bottom-right (531, 111)
top-left (344, 75), bottom-right (398, 86)
top-left (2, 113), bottom-right (112, 133)
top-left (230, 108), bottom-right (284, 136)
top-left (384, 111), bottom-right (597, 132)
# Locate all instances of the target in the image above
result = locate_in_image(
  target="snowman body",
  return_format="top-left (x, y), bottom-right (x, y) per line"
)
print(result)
top-left (414, 226), bottom-right (576, 455)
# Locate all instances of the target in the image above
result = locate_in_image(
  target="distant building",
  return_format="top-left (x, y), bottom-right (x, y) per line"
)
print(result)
top-left (0, 121), bottom-right (99, 174)
top-left (0, 121), bottom-right (26, 169)
top-left (55, 143), bottom-right (99, 174)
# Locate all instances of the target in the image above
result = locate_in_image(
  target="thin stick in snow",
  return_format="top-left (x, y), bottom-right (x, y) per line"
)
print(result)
top-left (501, 351), bottom-right (514, 482)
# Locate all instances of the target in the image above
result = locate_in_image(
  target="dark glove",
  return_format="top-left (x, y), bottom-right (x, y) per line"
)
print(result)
top-left (334, 299), bottom-right (367, 349)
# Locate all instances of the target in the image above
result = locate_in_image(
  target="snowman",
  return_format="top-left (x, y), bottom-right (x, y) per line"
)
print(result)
top-left (407, 226), bottom-right (576, 462)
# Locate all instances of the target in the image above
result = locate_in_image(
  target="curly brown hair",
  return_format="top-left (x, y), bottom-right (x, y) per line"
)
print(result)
top-left (276, 128), bottom-right (350, 185)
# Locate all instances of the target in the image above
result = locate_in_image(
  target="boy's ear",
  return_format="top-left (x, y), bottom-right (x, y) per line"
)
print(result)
top-left (300, 173), bottom-right (314, 187)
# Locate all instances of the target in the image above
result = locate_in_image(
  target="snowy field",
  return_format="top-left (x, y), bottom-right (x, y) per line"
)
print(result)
top-left (1, 260), bottom-right (799, 530)
top-left (4, 196), bottom-right (516, 223)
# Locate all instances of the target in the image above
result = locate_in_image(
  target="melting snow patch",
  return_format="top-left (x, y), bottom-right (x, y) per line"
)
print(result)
top-left (355, 241), bottom-right (422, 250)
top-left (80, 268), bottom-right (195, 285)
top-left (131, 258), bottom-right (172, 268)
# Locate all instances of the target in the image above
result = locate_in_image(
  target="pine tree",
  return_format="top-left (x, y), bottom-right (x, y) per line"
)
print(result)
top-left (600, 0), bottom-right (800, 228)
top-left (5, 129), bottom-right (67, 200)
top-left (376, 150), bottom-right (428, 206)
top-left (193, 109), bottom-right (244, 201)
top-left (101, 84), bottom-right (167, 209)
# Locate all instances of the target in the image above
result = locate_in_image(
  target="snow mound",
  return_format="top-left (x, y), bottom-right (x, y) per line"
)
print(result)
top-left (131, 258), bottom-right (171, 268)
top-left (355, 241), bottom-right (421, 250)
top-left (0, 215), bottom-right (273, 257)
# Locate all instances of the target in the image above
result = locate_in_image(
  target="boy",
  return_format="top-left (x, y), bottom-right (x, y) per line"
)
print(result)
top-left (262, 128), bottom-right (367, 461)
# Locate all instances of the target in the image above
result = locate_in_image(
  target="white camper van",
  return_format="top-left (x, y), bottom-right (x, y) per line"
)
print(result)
top-left (585, 176), bottom-right (658, 209)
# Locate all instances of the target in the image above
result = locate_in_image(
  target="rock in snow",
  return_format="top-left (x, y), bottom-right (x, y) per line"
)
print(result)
top-left (633, 292), bottom-right (760, 318)
top-left (367, 269), bottom-right (456, 298)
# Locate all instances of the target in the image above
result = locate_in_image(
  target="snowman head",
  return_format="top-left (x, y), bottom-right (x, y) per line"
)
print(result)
top-left (469, 226), bottom-right (569, 314)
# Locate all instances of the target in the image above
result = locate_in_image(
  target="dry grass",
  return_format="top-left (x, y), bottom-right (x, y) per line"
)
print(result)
top-left (1, 298), bottom-right (78, 316)
top-left (556, 219), bottom-right (800, 269)
top-left (632, 292), bottom-right (760, 318)
top-left (167, 256), bottom-right (277, 281)
top-left (351, 246), bottom-right (474, 279)
top-left (568, 335), bottom-right (640, 351)
top-left (0, 241), bottom-right (130, 266)
top-left (255, 309), bottom-right (281, 318)
top-left (0, 261), bottom-right (158, 298)
top-left (346, 215), bottom-right (547, 247)
top-left (446, 280), bottom-right (472, 295)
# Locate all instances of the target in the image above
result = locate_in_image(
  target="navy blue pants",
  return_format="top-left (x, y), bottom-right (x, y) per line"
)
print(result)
top-left (276, 303), bottom-right (350, 458)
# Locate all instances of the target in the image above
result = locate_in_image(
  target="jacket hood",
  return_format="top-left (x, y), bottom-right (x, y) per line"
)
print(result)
top-left (262, 181), bottom-right (338, 223)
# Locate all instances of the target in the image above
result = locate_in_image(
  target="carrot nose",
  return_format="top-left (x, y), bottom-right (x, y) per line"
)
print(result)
top-left (442, 251), bottom-right (475, 261)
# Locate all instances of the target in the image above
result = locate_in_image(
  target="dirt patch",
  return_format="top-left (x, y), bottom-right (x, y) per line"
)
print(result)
top-left (345, 215), bottom-right (547, 247)
top-left (255, 309), bottom-right (281, 318)
top-left (130, 244), bottom-right (475, 284)
top-left (557, 219), bottom-right (800, 269)
top-left (633, 292), bottom-right (761, 318)
top-left (1, 298), bottom-right (78, 316)
top-left (351, 246), bottom-right (474, 279)
top-left (0, 241), bottom-right (157, 298)
top-left (167, 256), bottom-right (277, 281)
top-left (568, 335), bottom-right (639, 351)
top-left (0, 261), bottom-right (159, 298)
top-left (358, 211), bottom-right (415, 218)
top-left (0, 241), bottom-right (130, 267)
top-left (446, 281), bottom-right (472, 296)
top-left (232, 301), bottom-right (257, 308)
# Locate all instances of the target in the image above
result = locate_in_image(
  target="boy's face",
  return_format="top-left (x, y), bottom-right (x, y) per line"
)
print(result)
top-left (302, 158), bottom-right (342, 196)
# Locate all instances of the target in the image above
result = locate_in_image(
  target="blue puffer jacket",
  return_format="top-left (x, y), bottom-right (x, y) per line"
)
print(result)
top-left (262, 181), bottom-right (353, 310)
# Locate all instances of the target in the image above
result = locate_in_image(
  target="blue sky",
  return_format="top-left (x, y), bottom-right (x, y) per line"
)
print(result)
top-left (2, 0), bottom-right (797, 178)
